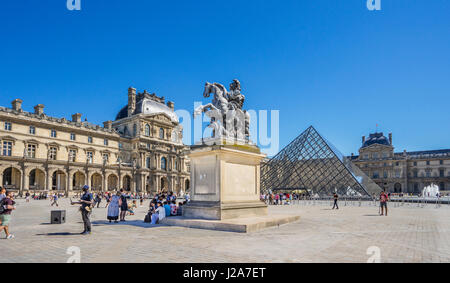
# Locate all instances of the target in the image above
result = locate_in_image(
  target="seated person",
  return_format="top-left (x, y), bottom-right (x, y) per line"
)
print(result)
top-left (170, 200), bottom-right (178, 216)
top-left (127, 200), bottom-right (137, 215)
top-left (164, 202), bottom-right (171, 217)
top-left (177, 202), bottom-right (183, 216)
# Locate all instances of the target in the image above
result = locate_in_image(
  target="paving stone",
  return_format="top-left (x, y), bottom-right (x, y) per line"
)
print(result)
top-left (0, 199), bottom-right (449, 263)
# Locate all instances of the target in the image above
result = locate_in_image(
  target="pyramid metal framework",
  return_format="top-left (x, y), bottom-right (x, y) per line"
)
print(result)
top-left (261, 126), bottom-right (382, 199)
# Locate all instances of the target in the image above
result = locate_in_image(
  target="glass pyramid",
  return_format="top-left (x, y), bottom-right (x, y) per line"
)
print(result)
top-left (261, 126), bottom-right (382, 199)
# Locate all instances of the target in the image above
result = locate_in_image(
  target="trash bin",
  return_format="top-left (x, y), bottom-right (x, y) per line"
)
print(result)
top-left (51, 210), bottom-right (66, 224)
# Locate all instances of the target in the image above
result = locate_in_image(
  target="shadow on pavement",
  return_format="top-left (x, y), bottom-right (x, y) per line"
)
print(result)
top-left (35, 232), bottom-right (81, 236)
top-left (91, 220), bottom-right (162, 229)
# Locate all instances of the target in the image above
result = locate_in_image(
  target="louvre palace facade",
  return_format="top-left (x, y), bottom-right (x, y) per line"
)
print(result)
top-left (0, 87), bottom-right (190, 196)
top-left (351, 132), bottom-right (450, 194)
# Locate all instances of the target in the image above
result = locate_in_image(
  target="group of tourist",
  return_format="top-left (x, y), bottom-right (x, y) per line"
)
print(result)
top-left (67, 186), bottom-right (190, 235)
top-left (145, 192), bottom-right (188, 224)
top-left (261, 192), bottom-right (305, 205)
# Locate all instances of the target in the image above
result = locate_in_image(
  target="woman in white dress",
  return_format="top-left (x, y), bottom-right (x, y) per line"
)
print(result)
top-left (107, 192), bottom-right (121, 223)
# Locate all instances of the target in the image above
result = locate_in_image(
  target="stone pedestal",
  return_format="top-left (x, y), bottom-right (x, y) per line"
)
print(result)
top-left (183, 142), bottom-right (268, 220)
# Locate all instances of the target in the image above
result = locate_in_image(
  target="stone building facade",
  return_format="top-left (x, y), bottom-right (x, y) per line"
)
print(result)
top-left (0, 87), bottom-right (190, 196)
top-left (351, 132), bottom-right (450, 194)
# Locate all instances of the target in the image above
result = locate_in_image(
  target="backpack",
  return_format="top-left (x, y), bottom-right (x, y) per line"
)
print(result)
top-left (144, 212), bottom-right (152, 223)
top-left (0, 198), bottom-right (6, 214)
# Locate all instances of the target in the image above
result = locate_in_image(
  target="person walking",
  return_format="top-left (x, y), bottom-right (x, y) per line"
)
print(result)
top-left (0, 190), bottom-right (16, 239)
top-left (70, 185), bottom-right (93, 235)
top-left (105, 192), bottom-right (111, 208)
top-left (380, 190), bottom-right (389, 216)
top-left (119, 189), bottom-right (128, 222)
top-left (139, 194), bottom-right (144, 207)
top-left (107, 192), bottom-right (121, 223)
top-left (332, 193), bottom-right (339, 209)
top-left (94, 194), bottom-right (102, 208)
top-left (51, 193), bottom-right (59, 207)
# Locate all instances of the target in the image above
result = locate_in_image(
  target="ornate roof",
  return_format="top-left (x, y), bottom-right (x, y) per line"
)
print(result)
top-left (362, 133), bottom-right (391, 148)
top-left (115, 92), bottom-right (178, 123)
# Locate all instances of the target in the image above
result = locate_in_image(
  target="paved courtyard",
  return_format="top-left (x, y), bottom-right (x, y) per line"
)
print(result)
top-left (1, 198), bottom-right (450, 263)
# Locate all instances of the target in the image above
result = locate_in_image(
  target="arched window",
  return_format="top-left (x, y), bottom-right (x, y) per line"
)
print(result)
top-left (145, 124), bottom-right (150, 137)
top-left (161, 157), bottom-right (167, 170)
top-left (159, 128), bottom-right (165, 139)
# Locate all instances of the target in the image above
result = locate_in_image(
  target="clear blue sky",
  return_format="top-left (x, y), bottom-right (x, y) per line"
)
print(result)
top-left (0, 0), bottom-right (449, 156)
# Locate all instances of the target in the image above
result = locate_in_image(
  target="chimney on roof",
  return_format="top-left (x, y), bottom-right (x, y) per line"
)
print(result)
top-left (11, 99), bottom-right (23, 111)
top-left (34, 104), bottom-right (44, 115)
top-left (362, 136), bottom-right (366, 145)
top-left (72, 113), bottom-right (82, 123)
top-left (103, 120), bottom-right (112, 130)
top-left (167, 101), bottom-right (174, 110)
top-left (388, 133), bottom-right (392, 145)
top-left (128, 87), bottom-right (137, 117)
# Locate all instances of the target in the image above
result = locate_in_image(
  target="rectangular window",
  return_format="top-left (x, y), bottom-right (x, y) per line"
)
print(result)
top-left (426, 171), bottom-right (431, 178)
top-left (49, 147), bottom-right (57, 160)
top-left (87, 152), bottom-right (93, 163)
top-left (70, 133), bottom-right (76, 141)
top-left (88, 136), bottom-right (93, 144)
top-left (104, 139), bottom-right (108, 146)
top-left (440, 160), bottom-right (444, 165)
top-left (2, 141), bottom-right (12, 156)
top-left (27, 144), bottom-right (36, 158)
top-left (440, 170), bottom-right (445, 178)
top-left (373, 172), bottom-right (379, 179)
top-left (51, 130), bottom-right (57, 138)
top-left (383, 171), bottom-right (388, 178)
top-left (29, 126), bottom-right (36, 135)
top-left (395, 170), bottom-right (401, 178)
top-left (426, 161), bottom-right (430, 166)
top-left (413, 162), bottom-right (417, 166)
top-left (69, 149), bottom-right (76, 162)
top-left (146, 157), bottom-right (151, 169)
top-left (4, 122), bottom-right (12, 131)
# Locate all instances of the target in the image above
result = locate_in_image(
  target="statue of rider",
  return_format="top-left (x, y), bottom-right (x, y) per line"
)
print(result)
top-left (228, 79), bottom-right (245, 110)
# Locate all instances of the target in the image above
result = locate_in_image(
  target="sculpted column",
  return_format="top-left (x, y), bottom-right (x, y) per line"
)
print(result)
top-left (155, 176), bottom-right (160, 194)
top-left (102, 173), bottom-right (106, 192)
top-left (118, 172), bottom-right (122, 190)
top-left (86, 171), bottom-right (92, 188)
top-left (67, 171), bottom-right (73, 196)
top-left (23, 169), bottom-right (29, 195)
top-left (46, 171), bottom-right (52, 191)
top-left (132, 174), bottom-right (137, 193)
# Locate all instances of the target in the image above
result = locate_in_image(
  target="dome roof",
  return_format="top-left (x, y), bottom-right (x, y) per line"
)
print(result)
top-left (362, 133), bottom-right (391, 148)
top-left (115, 94), bottom-right (178, 123)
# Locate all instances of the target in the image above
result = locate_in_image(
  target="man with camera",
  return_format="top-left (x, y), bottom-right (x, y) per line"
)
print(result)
top-left (71, 185), bottom-right (93, 235)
